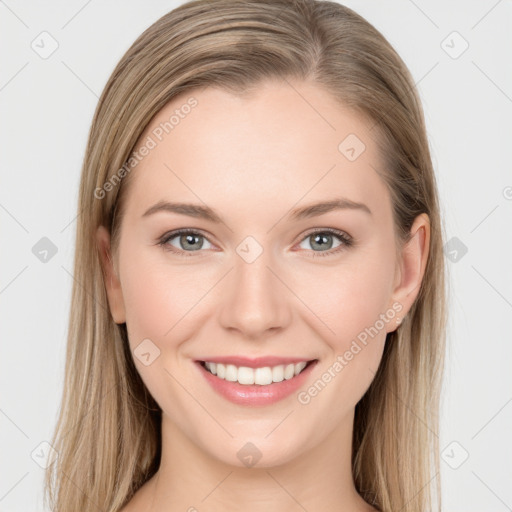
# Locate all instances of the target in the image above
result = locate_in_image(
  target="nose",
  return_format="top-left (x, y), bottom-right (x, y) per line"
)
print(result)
top-left (217, 248), bottom-right (292, 340)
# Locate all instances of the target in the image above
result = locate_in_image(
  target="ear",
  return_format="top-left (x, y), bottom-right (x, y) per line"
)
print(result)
top-left (96, 225), bottom-right (126, 324)
top-left (387, 213), bottom-right (430, 332)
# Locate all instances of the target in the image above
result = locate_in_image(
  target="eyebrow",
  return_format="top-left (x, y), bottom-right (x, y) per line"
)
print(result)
top-left (141, 197), bottom-right (372, 223)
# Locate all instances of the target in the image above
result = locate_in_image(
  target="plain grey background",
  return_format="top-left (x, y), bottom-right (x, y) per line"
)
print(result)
top-left (1, 1), bottom-right (511, 510)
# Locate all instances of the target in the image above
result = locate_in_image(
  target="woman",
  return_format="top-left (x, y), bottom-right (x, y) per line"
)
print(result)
top-left (45, 1), bottom-right (447, 511)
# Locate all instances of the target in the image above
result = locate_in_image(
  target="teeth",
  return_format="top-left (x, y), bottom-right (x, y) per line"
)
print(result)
top-left (204, 361), bottom-right (309, 385)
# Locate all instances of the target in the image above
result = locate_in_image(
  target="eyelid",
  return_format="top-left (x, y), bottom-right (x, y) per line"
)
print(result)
top-left (157, 227), bottom-right (353, 257)
top-left (293, 227), bottom-right (353, 257)
top-left (157, 228), bottom-right (217, 257)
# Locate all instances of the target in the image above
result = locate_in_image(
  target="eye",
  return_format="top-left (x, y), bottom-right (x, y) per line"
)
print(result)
top-left (297, 228), bottom-right (353, 258)
top-left (158, 229), bottom-right (214, 256)
top-left (158, 227), bottom-right (353, 258)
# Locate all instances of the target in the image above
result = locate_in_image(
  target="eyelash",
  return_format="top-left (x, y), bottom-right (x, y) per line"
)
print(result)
top-left (157, 228), bottom-right (353, 259)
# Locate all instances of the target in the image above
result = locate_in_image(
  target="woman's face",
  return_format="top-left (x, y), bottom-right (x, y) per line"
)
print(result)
top-left (98, 79), bottom-right (428, 468)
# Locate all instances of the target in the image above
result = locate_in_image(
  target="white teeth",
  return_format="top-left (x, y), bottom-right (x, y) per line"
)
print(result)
top-left (216, 363), bottom-right (226, 379)
top-left (284, 363), bottom-right (295, 380)
top-left (295, 361), bottom-right (307, 374)
top-left (238, 366), bottom-right (255, 385)
top-left (203, 361), bottom-right (311, 385)
top-left (272, 365), bottom-right (284, 383)
top-left (225, 364), bottom-right (238, 382)
top-left (255, 367), bottom-right (273, 385)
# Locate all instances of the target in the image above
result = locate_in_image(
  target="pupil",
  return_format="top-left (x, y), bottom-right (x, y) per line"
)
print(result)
top-left (182, 234), bottom-right (202, 250)
top-left (312, 233), bottom-right (332, 250)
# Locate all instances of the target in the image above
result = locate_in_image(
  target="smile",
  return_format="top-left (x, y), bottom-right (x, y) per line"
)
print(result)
top-left (195, 358), bottom-right (319, 406)
top-left (200, 360), bottom-right (313, 385)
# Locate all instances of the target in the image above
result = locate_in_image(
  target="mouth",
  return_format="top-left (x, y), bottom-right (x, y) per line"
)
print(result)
top-left (194, 357), bottom-right (319, 406)
top-left (198, 359), bottom-right (317, 386)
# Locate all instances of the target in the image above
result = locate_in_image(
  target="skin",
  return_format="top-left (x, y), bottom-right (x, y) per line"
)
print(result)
top-left (97, 78), bottom-right (429, 512)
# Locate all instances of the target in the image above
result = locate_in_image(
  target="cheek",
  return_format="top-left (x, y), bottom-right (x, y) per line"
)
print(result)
top-left (295, 245), bottom-right (396, 348)
top-left (119, 237), bottom-right (210, 338)
top-left (122, 269), bottom-right (173, 344)
top-left (118, 249), bottom-right (207, 410)
top-left (291, 244), bottom-right (395, 406)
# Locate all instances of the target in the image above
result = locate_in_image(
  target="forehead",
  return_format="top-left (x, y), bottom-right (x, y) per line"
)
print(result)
top-left (123, 79), bottom-right (391, 225)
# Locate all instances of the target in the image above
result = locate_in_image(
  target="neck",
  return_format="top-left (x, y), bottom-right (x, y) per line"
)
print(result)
top-left (143, 408), bottom-right (375, 512)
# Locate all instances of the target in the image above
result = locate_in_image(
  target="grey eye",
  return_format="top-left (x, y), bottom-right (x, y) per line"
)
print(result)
top-left (299, 232), bottom-right (343, 252)
top-left (167, 232), bottom-right (213, 251)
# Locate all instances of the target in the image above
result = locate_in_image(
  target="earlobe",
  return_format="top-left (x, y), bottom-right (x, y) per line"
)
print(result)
top-left (388, 213), bottom-right (430, 330)
top-left (96, 225), bottom-right (126, 324)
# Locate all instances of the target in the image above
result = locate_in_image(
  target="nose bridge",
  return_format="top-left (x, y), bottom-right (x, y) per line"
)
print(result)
top-left (217, 237), bottom-right (291, 337)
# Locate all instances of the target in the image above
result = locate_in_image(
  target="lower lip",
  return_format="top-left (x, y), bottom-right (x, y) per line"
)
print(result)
top-left (195, 360), bottom-right (318, 406)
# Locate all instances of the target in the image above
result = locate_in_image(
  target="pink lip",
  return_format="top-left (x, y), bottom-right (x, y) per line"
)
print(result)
top-left (194, 359), bottom-right (318, 406)
top-left (196, 356), bottom-right (315, 368)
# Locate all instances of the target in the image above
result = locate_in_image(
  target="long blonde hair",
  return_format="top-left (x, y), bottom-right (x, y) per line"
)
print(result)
top-left (44, 1), bottom-right (447, 510)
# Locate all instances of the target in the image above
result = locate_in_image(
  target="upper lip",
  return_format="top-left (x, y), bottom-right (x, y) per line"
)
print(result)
top-left (196, 356), bottom-right (317, 368)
